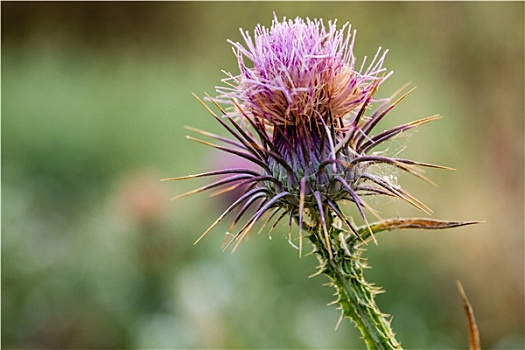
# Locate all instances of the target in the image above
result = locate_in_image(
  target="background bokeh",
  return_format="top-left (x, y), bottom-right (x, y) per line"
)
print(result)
top-left (2, 2), bottom-right (523, 349)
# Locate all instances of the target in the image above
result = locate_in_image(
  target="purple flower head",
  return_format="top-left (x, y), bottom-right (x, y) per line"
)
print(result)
top-left (167, 15), bottom-right (445, 252)
top-left (218, 14), bottom-right (387, 127)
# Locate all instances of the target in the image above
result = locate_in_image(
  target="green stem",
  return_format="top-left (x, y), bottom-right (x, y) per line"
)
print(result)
top-left (307, 227), bottom-right (402, 349)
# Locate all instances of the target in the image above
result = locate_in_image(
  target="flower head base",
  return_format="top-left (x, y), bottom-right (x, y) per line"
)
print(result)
top-left (165, 15), bottom-right (447, 253)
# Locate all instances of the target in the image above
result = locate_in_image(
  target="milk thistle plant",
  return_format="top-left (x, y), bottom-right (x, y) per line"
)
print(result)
top-left (165, 15), bottom-right (475, 349)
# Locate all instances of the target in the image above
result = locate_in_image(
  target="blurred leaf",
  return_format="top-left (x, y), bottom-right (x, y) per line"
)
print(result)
top-left (456, 281), bottom-right (481, 350)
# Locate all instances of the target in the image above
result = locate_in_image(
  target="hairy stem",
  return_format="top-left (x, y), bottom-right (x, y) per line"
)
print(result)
top-left (308, 227), bottom-right (402, 349)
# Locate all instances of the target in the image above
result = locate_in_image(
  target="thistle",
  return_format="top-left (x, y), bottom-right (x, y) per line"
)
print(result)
top-left (165, 14), bottom-right (475, 349)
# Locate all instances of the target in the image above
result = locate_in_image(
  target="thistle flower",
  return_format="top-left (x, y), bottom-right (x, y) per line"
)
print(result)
top-left (165, 14), bottom-right (475, 349)
top-left (168, 15), bottom-right (446, 251)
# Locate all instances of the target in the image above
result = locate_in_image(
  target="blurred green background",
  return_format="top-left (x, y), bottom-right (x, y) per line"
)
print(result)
top-left (2, 2), bottom-right (523, 349)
